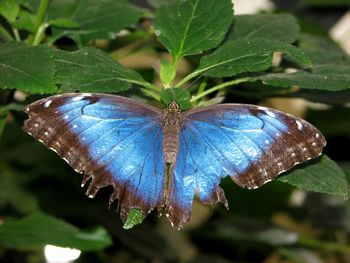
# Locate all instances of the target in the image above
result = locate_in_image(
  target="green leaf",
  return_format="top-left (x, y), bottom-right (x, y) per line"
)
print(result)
top-left (0, 213), bottom-right (112, 251)
top-left (255, 34), bottom-right (350, 91)
top-left (154, 0), bottom-right (233, 61)
top-left (0, 43), bottom-right (147, 94)
top-left (0, 42), bottom-right (57, 93)
top-left (123, 208), bottom-right (145, 230)
top-left (47, 0), bottom-right (143, 42)
top-left (161, 87), bottom-right (192, 110)
top-left (227, 13), bottom-right (300, 44)
top-left (54, 47), bottom-right (146, 93)
top-left (194, 38), bottom-right (311, 78)
top-left (256, 66), bottom-right (350, 91)
top-left (49, 18), bottom-right (80, 28)
top-left (278, 155), bottom-right (348, 199)
top-left (160, 60), bottom-right (176, 87)
top-left (11, 10), bottom-right (36, 33)
top-left (298, 34), bottom-right (349, 64)
top-left (0, 0), bottom-right (20, 22)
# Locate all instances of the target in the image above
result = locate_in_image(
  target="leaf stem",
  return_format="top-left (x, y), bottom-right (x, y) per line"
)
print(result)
top-left (176, 70), bottom-right (201, 87)
top-left (190, 77), bottom-right (249, 103)
top-left (140, 88), bottom-right (161, 101)
top-left (126, 79), bottom-right (161, 93)
top-left (0, 24), bottom-right (14, 41)
top-left (31, 0), bottom-right (49, 45)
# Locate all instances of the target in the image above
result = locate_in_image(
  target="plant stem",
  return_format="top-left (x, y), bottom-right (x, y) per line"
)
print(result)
top-left (299, 236), bottom-right (350, 253)
top-left (190, 77), bottom-right (249, 103)
top-left (31, 0), bottom-right (49, 45)
top-left (111, 34), bottom-right (154, 59)
top-left (0, 25), bottom-right (14, 41)
top-left (12, 28), bottom-right (21, 42)
top-left (32, 23), bottom-right (48, 46)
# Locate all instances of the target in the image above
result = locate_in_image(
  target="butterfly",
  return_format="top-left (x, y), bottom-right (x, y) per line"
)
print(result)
top-left (23, 93), bottom-right (326, 228)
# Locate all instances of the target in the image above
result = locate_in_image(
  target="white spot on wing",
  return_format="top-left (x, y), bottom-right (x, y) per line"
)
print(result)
top-left (88, 194), bottom-right (94, 199)
top-left (265, 140), bottom-right (270, 144)
top-left (44, 100), bottom-right (52, 108)
top-left (44, 131), bottom-right (49, 136)
top-left (296, 120), bottom-right (303, 131)
top-left (72, 96), bottom-right (84, 102)
top-left (34, 123), bottom-right (39, 127)
top-left (316, 133), bottom-right (320, 138)
top-left (265, 110), bottom-right (276, 118)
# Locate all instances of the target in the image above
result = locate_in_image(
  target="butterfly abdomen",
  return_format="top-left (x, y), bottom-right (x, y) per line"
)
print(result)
top-left (163, 102), bottom-right (183, 164)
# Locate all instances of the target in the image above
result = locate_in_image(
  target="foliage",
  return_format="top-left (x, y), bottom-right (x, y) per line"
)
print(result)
top-left (0, 0), bottom-right (349, 262)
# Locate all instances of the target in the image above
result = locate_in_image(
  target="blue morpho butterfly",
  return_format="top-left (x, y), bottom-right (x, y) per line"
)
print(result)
top-left (23, 93), bottom-right (326, 228)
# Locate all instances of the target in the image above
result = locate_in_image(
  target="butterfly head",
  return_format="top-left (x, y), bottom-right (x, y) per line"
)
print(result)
top-left (168, 101), bottom-right (180, 111)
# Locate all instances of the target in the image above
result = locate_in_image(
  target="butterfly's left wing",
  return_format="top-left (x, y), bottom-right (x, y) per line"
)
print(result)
top-left (23, 93), bottom-right (165, 220)
top-left (167, 104), bottom-right (326, 227)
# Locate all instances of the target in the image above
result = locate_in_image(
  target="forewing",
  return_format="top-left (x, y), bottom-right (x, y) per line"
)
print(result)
top-left (168, 104), bottom-right (325, 227)
top-left (23, 93), bottom-right (165, 219)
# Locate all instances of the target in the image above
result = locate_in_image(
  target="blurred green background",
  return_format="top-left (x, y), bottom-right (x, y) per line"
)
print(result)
top-left (1, 0), bottom-right (350, 262)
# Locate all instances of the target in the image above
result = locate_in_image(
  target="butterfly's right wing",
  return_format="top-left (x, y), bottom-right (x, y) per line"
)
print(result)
top-left (167, 103), bottom-right (325, 228)
top-left (23, 93), bottom-right (165, 219)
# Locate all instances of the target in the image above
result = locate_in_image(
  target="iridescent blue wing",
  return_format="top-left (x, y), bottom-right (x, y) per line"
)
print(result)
top-left (167, 104), bottom-right (326, 227)
top-left (23, 93), bottom-right (165, 220)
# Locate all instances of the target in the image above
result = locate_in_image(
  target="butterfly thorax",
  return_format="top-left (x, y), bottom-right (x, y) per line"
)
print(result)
top-left (162, 101), bottom-right (183, 164)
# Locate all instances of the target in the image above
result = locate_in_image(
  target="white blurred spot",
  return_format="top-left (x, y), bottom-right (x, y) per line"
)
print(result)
top-left (88, 194), bottom-right (94, 198)
top-left (265, 139), bottom-right (270, 144)
top-left (316, 133), bottom-right (320, 138)
top-left (44, 131), bottom-right (49, 136)
top-left (44, 244), bottom-right (81, 263)
top-left (296, 120), bottom-right (303, 131)
top-left (289, 189), bottom-right (307, 207)
top-left (44, 100), bottom-right (52, 108)
top-left (232, 0), bottom-right (274, 15)
top-left (72, 96), bottom-right (84, 102)
top-left (330, 11), bottom-right (350, 55)
top-left (265, 110), bottom-right (276, 118)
